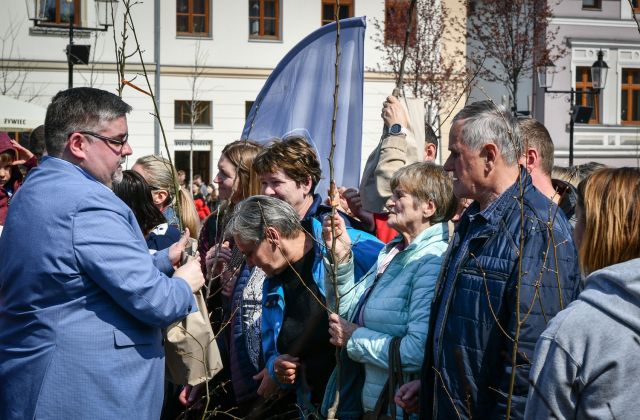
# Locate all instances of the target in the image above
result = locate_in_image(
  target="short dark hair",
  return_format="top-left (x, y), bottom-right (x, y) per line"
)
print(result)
top-left (519, 117), bottom-right (554, 176)
top-left (113, 170), bottom-right (166, 236)
top-left (253, 136), bottom-right (322, 193)
top-left (45, 87), bottom-right (132, 157)
top-left (575, 161), bottom-right (606, 181)
top-left (26, 125), bottom-right (46, 159)
top-left (0, 150), bottom-right (15, 165)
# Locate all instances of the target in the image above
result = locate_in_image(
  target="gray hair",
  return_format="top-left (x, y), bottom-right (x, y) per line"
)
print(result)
top-left (45, 87), bottom-right (132, 157)
top-left (225, 195), bottom-right (302, 244)
top-left (451, 100), bottom-right (522, 165)
top-left (390, 162), bottom-right (456, 224)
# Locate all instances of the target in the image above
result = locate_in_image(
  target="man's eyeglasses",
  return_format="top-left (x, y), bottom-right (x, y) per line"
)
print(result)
top-left (77, 131), bottom-right (129, 146)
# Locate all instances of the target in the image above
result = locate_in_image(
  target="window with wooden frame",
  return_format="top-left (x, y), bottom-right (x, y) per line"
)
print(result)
top-left (321, 0), bottom-right (354, 26)
top-left (174, 100), bottom-right (212, 126)
top-left (575, 66), bottom-right (600, 125)
top-left (40, 0), bottom-right (81, 25)
top-left (176, 0), bottom-right (210, 37)
top-left (384, 0), bottom-right (416, 46)
top-left (581, 0), bottom-right (601, 10)
top-left (621, 68), bottom-right (640, 125)
top-left (249, 0), bottom-right (280, 40)
top-left (632, 0), bottom-right (640, 13)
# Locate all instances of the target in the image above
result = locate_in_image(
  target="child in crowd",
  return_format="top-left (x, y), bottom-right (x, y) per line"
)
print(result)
top-left (0, 132), bottom-right (36, 232)
top-left (191, 182), bottom-right (211, 221)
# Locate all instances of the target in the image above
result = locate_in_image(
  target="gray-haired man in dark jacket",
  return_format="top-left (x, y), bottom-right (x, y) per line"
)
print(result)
top-left (399, 101), bottom-right (581, 420)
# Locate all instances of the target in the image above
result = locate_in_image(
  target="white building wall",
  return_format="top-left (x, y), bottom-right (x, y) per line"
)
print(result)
top-left (3, 0), bottom-right (450, 183)
top-left (466, 0), bottom-right (640, 167)
top-left (539, 0), bottom-right (640, 167)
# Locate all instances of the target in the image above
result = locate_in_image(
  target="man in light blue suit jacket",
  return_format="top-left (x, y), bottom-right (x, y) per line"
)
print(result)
top-left (0, 88), bottom-right (205, 420)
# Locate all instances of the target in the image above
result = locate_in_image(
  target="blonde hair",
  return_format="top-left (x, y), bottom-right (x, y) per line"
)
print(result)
top-left (577, 167), bottom-right (640, 274)
top-left (134, 155), bottom-right (200, 238)
top-left (552, 162), bottom-right (607, 188)
top-left (551, 166), bottom-right (579, 187)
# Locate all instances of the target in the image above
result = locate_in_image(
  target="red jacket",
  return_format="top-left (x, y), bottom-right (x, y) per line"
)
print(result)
top-left (193, 194), bottom-right (211, 220)
top-left (0, 132), bottom-right (36, 225)
top-left (372, 212), bottom-right (398, 243)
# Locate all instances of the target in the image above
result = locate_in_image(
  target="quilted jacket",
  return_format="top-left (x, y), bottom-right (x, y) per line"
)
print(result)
top-left (420, 170), bottom-right (581, 420)
top-left (322, 223), bottom-right (449, 418)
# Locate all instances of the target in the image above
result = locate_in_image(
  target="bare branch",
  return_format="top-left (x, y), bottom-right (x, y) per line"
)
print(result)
top-left (468, 0), bottom-right (567, 111)
top-left (0, 18), bottom-right (46, 101)
top-left (371, 0), bottom-right (468, 137)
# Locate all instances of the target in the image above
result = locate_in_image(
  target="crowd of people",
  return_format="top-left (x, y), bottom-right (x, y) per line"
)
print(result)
top-left (0, 86), bottom-right (639, 420)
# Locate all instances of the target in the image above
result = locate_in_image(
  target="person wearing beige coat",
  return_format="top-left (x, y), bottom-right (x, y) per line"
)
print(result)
top-left (359, 96), bottom-right (437, 213)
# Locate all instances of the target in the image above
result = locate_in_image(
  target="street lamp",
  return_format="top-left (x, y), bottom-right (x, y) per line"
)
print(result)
top-left (536, 50), bottom-right (609, 166)
top-left (27, 0), bottom-right (118, 89)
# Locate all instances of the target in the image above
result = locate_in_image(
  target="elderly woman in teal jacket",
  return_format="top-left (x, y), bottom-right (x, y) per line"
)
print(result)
top-left (322, 162), bottom-right (456, 419)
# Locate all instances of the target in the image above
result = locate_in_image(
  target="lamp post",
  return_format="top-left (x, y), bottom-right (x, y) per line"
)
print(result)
top-left (27, 0), bottom-right (117, 89)
top-left (536, 50), bottom-right (609, 166)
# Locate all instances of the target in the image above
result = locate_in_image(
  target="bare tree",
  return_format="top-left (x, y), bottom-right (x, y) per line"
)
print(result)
top-left (111, 0), bottom-right (140, 98)
top-left (187, 40), bottom-right (208, 192)
top-left (372, 0), bottom-right (468, 132)
top-left (468, 0), bottom-right (566, 113)
top-left (0, 19), bottom-right (44, 102)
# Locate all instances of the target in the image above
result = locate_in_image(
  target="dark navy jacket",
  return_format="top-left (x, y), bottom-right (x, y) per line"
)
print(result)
top-left (420, 169), bottom-right (581, 420)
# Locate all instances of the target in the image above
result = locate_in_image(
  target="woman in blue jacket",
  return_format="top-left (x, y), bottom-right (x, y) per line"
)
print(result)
top-left (322, 162), bottom-right (456, 419)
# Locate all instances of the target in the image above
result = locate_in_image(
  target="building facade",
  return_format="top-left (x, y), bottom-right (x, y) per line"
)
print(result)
top-left (1, 0), bottom-right (465, 185)
top-left (534, 0), bottom-right (640, 167)
top-left (468, 0), bottom-right (640, 167)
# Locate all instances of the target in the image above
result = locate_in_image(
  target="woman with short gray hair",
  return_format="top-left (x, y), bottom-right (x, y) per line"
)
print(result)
top-left (227, 195), bottom-right (336, 417)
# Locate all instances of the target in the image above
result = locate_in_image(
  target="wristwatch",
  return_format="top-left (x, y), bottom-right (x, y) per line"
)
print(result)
top-left (389, 123), bottom-right (407, 136)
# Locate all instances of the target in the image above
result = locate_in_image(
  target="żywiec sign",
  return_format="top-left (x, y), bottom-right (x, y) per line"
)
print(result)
top-left (4, 118), bottom-right (27, 126)
top-left (0, 96), bottom-right (46, 132)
